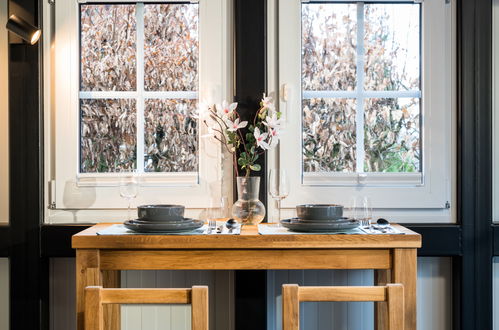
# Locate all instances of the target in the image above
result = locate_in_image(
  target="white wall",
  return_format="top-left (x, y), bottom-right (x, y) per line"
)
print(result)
top-left (0, 259), bottom-right (9, 330)
top-left (267, 258), bottom-right (453, 330)
top-left (49, 259), bottom-right (234, 330)
top-left (0, 0), bottom-right (9, 224)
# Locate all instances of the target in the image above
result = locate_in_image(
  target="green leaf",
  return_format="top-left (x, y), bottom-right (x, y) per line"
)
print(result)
top-left (250, 164), bottom-right (261, 171)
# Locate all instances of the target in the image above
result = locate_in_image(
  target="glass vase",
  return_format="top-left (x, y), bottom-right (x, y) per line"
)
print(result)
top-left (232, 176), bottom-right (266, 225)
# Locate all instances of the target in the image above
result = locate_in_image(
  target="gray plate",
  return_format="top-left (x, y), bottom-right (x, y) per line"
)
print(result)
top-left (280, 218), bottom-right (359, 232)
top-left (292, 217), bottom-right (351, 223)
top-left (124, 219), bottom-right (204, 233)
top-left (127, 218), bottom-right (197, 225)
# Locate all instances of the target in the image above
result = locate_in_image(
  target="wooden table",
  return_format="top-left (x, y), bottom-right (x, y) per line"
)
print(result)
top-left (73, 223), bottom-right (421, 330)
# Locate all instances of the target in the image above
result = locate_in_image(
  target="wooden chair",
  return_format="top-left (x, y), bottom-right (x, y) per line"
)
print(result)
top-left (282, 284), bottom-right (404, 330)
top-left (85, 286), bottom-right (209, 330)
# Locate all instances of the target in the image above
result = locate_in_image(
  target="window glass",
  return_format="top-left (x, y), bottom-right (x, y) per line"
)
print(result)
top-left (144, 4), bottom-right (198, 91)
top-left (79, 3), bottom-right (199, 174)
top-left (301, 2), bottom-right (421, 174)
top-left (80, 99), bottom-right (137, 172)
top-left (144, 99), bottom-right (198, 172)
top-left (80, 4), bottom-right (137, 92)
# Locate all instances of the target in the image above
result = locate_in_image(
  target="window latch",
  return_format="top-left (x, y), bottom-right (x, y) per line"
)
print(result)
top-left (357, 173), bottom-right (367, 185)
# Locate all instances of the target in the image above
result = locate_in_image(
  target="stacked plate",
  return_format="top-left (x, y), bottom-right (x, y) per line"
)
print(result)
top-left (280, 204), bottom-right (359, 232)
top-left (124, 205), bottom-right (204, 233)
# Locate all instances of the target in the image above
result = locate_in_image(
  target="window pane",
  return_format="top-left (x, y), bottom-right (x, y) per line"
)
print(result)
top-left (364, 98), bottom-right (421, 172)
top-left (80, 99), bottom-right (137, 173)
top-left (302, 4), bottom-right (357, 91)
top-left (303, 98), bottom-right (357, 172)
top-left (364, 4), bottom-right (420, 91)
top-left (80, 5), bottom-right (137, 91)
top-left (144, 99), bottom-right (198, 172)
top-left (144, 4), bottom-right (199, 91)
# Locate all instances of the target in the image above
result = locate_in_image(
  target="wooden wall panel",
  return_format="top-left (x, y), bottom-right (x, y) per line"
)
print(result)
top-left (267, 257), bottom-right (452, 330)
top-left (49, 259), bottom-right (234, 330)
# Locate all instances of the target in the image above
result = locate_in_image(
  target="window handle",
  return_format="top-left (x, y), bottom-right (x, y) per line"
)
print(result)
top-left (281, 83), bottom-right (289, 102)
top-left (280, 83), bottom-right (289, 124)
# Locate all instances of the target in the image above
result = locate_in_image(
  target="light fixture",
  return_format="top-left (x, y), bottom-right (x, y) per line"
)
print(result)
top-left (6, 14), bottom-right (41, 45)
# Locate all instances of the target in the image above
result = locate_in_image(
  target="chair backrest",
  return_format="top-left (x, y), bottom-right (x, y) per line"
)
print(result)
top-left (282, 284), bottom-right (404, 330)
top-left (85, 286), bottom-right (209, 330)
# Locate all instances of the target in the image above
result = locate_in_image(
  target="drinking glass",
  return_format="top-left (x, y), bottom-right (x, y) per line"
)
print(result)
top-left (120, 171), bottom-right (138, 221)
top-left (269, 169), bottom-right (290, 223)
top-left (352, 196), bottom-right (372, 228)
top-left (205, 196), bottom-right (229, 220)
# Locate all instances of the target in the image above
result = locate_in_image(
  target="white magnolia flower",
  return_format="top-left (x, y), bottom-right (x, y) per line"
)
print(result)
top-left (268, 128), bottom-right (280, 148)
top-left (254, 127), bottom-right (270, 150)
top-left (263, 112), bottom-right (282, 129)
top-left (261, 95), bottom-right (274, 110)
top-left (216, 100), bottom-right (238, 118)
top-left (226, 118), bottom-right (248, 132)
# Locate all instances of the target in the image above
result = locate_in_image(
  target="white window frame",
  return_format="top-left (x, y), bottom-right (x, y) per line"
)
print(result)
top-left (44, 0), bottom-right (232, 215)
top-left (272, 0), bottom-right (456, 222)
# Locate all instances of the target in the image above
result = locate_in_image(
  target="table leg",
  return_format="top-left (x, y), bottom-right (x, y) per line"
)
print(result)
top-left (374, 269), bottom-right (390, 330)
top-left (76, 249), bottom-right (102, 330)
top-left (102, 270), bottom-right (121, 330)
top-left (392, 249), bottom-right (417, 330)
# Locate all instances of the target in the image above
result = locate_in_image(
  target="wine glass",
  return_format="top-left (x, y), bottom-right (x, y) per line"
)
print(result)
top-left (120, 171), bottom-right (138, 221)
top-left (352, 196), bottom-right (372, 228)
top-left (269, 169), bottom-right (290, 223)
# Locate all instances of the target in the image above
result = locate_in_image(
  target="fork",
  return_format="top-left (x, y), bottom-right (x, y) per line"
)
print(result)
top-left (359, 218), bottom-right (371, 228)
top-left (208, 220), bottom-right (217, 234)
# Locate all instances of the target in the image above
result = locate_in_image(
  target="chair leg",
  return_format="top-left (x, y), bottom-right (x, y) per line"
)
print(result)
top-left (192, 286), bottom-right (209, 330)
top-left (282, 284), bottom-right (300, 330)
top-left (387, 284), bottom-right (404, 330)
top-left (85, 286), bottom-right (104, 330)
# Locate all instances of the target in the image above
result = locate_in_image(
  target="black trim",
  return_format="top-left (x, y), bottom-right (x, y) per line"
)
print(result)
top-left (406, 225), bottom-right (461, 256)
top-left (494, 225), bottom-right (499, 255)
top-left (234, 0), bottom-right (268, 212)
top-left (8, 0), bottom-right (47, 328)
top-left (458, 0), bottom-right (493, 329)
top-left (234, 1), bottom-right (268, 329)
top-left (0, 226), bottom-right (9, 257)
top-left (41, 225), bottom-right (91, 258)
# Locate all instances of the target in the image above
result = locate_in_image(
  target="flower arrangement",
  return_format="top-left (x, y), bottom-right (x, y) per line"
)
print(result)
top-left (203, 96), bottom-right (282, 178)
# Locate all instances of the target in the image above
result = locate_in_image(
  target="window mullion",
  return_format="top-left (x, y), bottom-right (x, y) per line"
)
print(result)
top-left (136, 3), bottom-right (145, 173)
top-left (355, 2), bottom-right (365, 173)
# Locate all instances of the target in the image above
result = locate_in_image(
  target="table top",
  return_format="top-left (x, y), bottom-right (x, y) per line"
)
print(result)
top-left (72, 223), bottom-right (421, 250)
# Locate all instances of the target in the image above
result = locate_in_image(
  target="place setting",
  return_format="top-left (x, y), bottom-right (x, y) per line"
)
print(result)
top-left (97, 202), bottom-right (243, 235)
top-left (259, 199), bottom-right (404, 235)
